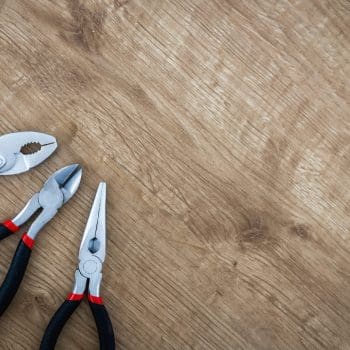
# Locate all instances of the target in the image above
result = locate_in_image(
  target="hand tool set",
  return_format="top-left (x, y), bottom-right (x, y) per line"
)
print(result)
top-left (0, 131), bottom-right (115, 350)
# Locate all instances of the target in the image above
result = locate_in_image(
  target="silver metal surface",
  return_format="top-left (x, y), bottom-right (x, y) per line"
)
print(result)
top-left (79, 182), bottom-right (106, 263)
top-left (72, 270), bottom-right (87, 295)
top-left (88, 271), bottom-right (102, 297)
top-left (71, 182), bottom-right (107, 297)
top-left (12, 194), bottom-right (41, 227)
top-left (0, 132), bottom-right (57, 175)
top-left (12, 164), bottom-right (82, 239)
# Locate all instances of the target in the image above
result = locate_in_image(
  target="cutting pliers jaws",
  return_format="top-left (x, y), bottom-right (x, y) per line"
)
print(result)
top-left (12, 164), bottom-right (82, 240)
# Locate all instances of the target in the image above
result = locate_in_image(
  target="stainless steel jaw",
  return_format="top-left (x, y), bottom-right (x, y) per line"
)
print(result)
top-left (0, 132), bottom-right (57, 175)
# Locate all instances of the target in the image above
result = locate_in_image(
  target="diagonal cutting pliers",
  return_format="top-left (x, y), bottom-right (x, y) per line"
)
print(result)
top-left (40, 182), bottom-right (115, 350)
top-left (0, 131), bottom-right (57, 175)
top-left (0, 164), bottom-right (82, 315)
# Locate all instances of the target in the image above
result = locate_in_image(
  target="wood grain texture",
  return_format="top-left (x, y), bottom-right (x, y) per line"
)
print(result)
top-left (0, 0), bottom-right (349, 349)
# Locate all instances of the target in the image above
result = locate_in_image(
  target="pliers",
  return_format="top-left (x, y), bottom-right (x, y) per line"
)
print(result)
top-left (0, 131), bottom-right (57, 175)
top-left (0, 164), bottom-right (82, 315)
top-left (40, 182), bottom-right (115, 350)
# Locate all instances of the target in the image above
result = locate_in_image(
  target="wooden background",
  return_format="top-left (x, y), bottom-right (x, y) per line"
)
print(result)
top-left (0, 0), bottom-right (349, 349)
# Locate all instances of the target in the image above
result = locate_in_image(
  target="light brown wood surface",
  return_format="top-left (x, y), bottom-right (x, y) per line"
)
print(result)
top-left (0, 0), bottom-right (349, 349)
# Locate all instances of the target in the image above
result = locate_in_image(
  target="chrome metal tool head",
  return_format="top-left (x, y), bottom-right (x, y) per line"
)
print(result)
top-left (0, 131), bottom-right (57, 175)
top-left (72, 182), bottom-right (107, 297)
top-left (42, 164), bottom-right (83, 205)
top-left (13, 164), bottom-right (83, 239)
top-left (79, 182), bottom-right (106, 264)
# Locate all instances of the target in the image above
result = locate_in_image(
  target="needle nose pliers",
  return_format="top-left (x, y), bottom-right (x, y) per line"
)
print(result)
top-left (0, 131), bottom-right (57, 175)
top-left (0, 164), bottom-right (82, 315)
top-left (40, 182), bottom-right (115, 350)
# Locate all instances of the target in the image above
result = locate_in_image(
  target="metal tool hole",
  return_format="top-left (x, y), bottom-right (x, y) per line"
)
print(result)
top-left (20, 142), bottom-right (42, 155)
top-left (88, 238), bottom-right (100, 254)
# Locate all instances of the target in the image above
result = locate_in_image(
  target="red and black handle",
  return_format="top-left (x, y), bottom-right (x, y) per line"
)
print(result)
top-left (0, 233), bottom-right (35, 316)
top-left (89, 296), bottom-right (115, 350)
top-left (0, 220), bottom-right (19, 240)
top-left (40, 298), bottom-right (82, 350)
top-left (40, 294), bottom-right (115, 350)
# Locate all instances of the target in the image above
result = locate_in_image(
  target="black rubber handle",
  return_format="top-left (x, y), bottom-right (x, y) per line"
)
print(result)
top-left (0, 224), bottom-right (14, 241)
top-left (0, 240), bottom-right (32, 316)
top-left (40, 300), bottom-right (82, 350)
top-left (89, 301), bottom-right (116, 350)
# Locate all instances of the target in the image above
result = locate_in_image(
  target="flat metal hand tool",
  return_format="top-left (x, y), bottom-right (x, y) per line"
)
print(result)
top-left (0, 131), bottom-right (57, 175)
top-left (40, 182), bottom-right (115, 350)
top-left (0, 164), bottom-right (82, 315)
